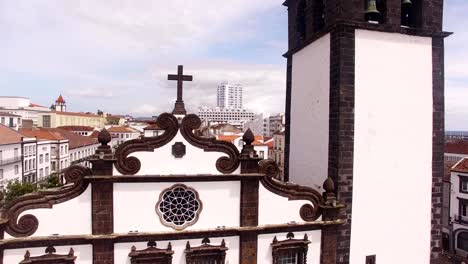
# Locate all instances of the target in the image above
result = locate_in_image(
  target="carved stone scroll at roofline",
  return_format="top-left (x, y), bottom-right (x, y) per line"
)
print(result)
top-left (114, 113), bottom-right (179, 175)
top-left (259, 159), bottom-right (323, 221)
top-left (180, 114), bottom-right (240, 174)
top-left (1, 165), bottom-right (92, 238)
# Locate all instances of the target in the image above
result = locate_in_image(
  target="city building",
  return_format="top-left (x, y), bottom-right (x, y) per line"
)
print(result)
top-left (0, 125), bottom-right (24, 189)
top-left (197, 107), bottom-right (254, 126)
top-left (37, 95), bottom-right (106, 129)
top-left (22, 138), bottom-right (38, 183)
top-left (0, 112), bottom-right (22, 130)
top-left (243, 114), bottom-right (269, 136)
top-left (217, 82), bottom-right (243, 109)
top-left (209, 123), bottom-right (242, 136)
top-left (36, 140), bottom-right (53, 183)
top-left (446, 131), bottom-right (468, 140)
top-left (445, 140), bottom-right (468, 163)
top-left (447, 158), bottom-right (468, 260)
top-left (58, 126), bottom-right (96, 136)
top-left (107, 126), bottom-right (141, 146)
top-left (268, 113), bottom-right (285, 136)
top-left (270, 131), bottom-right (285, 180)
top-left (218, 133), bottom-right (270, 159)
top-left (0, 96), bottom-right (49, 127)
top-left (143, 124), bottom-right (164, 137)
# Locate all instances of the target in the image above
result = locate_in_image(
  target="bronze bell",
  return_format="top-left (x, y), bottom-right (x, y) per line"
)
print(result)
top-left (365, 0), bottom-right (381, 21)
top-left (402, 0), bottom-right (412, 5)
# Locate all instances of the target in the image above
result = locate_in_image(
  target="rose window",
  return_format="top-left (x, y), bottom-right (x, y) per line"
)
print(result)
top-left (156, 184), bottom-right (202, 230)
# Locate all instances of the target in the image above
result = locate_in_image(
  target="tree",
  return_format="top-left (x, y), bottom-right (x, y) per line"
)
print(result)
top-left (50, 104), bottom-right (56, 110)
top-left (97, 109), bottom-right (104, 116)
top-left (3, 181), bottom-right (37, 203)
top-left (40, 174), bottom-right (62, 189)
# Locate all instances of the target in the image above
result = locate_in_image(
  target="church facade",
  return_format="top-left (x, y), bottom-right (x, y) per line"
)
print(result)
top-left (0, 66), bottom-right (343, 264)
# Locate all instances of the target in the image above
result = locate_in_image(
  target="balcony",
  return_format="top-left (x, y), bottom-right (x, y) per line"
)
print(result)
top-left (0, 156), bottom-right (23, 166)
top-left (453, 215), bottom-right (468, 225)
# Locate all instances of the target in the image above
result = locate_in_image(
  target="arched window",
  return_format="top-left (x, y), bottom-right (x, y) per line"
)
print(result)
top-left (312, 0), bottom-right (325, 32)
top-left (401, 0), bottom-right (422, 28)
top-left (458, 231), bottom-right (468, 252)
top-left (296, 0), bottom-right (307, 39)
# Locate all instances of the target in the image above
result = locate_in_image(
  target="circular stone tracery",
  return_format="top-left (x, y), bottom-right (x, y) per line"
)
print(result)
top-left (156, 184), bottom-right (202, 230)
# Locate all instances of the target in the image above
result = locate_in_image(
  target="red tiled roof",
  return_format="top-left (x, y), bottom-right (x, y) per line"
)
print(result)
top-left (58, 126), bottom-right (95, 132)
top-left (445, 161), bottom-right (457, 181)
top-left (0, 112), bottom-right (22, 117)
top-left (0, 124), bottom-right (24, 145)
top-left (89, 130), bottom-right (100, 139)
top-left (446, 140), bottom-right (468, 155)
top-left (20, 128), bottom-right (97, 149)
top-left (452, 158), bottom-right (468, 173)
top-left (29, 103), bottom-right (46, 108)
top-left (252, 140), bottom-right (267, 146)
top-left (107, 126), bottom-right (138, 133)
top-left (56, 95), bottom-right (65, 103)
top-left (143, 124), bottom-right (162, 130)
top-left (217, 135), bottom-right (241, 143)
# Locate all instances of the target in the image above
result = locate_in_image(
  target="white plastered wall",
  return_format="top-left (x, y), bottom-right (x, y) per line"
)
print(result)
top-left (113, 132), bottom-right (240, 175)
top-left (4, 244), bottom-right (93, 264)
top-left (258, 184), bottom-right (319, 225)
top-left (113, 182), bottom-right (240, 233)
top-left (351, 29), bottom-right (433, 264)
top-left (290, 33), bottom-right (330, 188)
top-left (4, 186), bottom-right (92, 239)
top-left (257, 231), bottom-right (321, 264)
top-left (115, 237), bottom-right (239, 264)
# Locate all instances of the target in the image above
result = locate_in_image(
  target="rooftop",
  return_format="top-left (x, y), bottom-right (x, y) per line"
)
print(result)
top-left (107, 126), bottom-right (138, 133)
top-left (452, 158), bottom-right (468, 174)
top-left (20, 128), bottom-right (98, 149)
top-left (0, 124), bottom-right (25, 145)
top-left (143, 124), bottom-right (162, 130)
top-left (51, 111), bottom-right (101, 118)
top-left (445, 140), bottom-right (468, 155)
top-left (58, 126), bottom-right (95, 132)
top-left (56, 95), bottom-right (65, 103)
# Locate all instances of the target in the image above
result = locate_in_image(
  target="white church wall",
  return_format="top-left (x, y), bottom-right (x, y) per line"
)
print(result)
top-left (257, 231), bottom-right (321, 264)
top-left (258, 184), bottom-right (319, 225)
top-left (4, 244), bottom-right (93, 264)
top-left (4, 186), bottom-right (92, 239)
top-left (351, 29), bottom-right (433, 264)
top-left (114, 237), bottom-right (239, 264)
top-left (290, 33), bottom-right (330, 189)
top-left (114, 132), bottom-right (240, 175)
top-left (113, 182), bottom-right (240, 233)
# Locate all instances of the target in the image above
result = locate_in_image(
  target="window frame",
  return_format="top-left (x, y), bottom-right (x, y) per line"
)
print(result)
top-left (460, 175), bottom-right (468, 194)
top-left (272, 233), bottom-right (311, 264)
top-left (185, 238), bottom-right (228, 264)
top-left (128, 241), bottom-right (174, 264)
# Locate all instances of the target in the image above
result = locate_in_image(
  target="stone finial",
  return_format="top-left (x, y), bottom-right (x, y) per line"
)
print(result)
top-left (131, 245), bottom-right (136, 253)
top-left (98, 128), bottom-right (111, 146)
top-left (24, 250), bottom-right (31, 259)
top-left (186, 241), bottom-right (191, 250)
top-left (201, 237), bottom-right (210, 245)
top-left (45, 245), bottom-right (56, 254)
top-left (273, 236), bottom-right (278, 243)
top-left (243, 128), bottom-right (255, 145)
top-left (148, 241), bottom-right (157, 248)
top-left (221, 239), bottom-right (226, 247)
top-left (304, 234), bottom-right (308, 241)
top-left (167, 242), bottom-right (172, 250)
top-left (323, 176), bottom-right (335, 193)
top-left (286, 232), bottom-right (295, 239)
top-left (68, 248), bottom-right (74, 257)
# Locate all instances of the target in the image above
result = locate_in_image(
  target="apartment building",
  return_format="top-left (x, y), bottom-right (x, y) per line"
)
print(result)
top-left (0, 125), bottom-right (23, 189)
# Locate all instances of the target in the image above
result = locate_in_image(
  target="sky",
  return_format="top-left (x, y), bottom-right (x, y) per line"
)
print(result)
top-left (0, 0), bottom-right (467, 130)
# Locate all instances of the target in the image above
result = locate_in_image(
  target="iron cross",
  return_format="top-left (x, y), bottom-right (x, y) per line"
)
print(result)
top-left (168, 65), bottom-right (193, 102)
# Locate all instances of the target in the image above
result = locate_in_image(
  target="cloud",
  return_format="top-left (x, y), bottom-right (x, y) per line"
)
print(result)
top-left (131, 104), bottom-right (159, 115)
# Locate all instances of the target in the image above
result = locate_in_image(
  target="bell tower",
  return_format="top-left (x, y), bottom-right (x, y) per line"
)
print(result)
top-left (283, 0), bottom-right (450, 263)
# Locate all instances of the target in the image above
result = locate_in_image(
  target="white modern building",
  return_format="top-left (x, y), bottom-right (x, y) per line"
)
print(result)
top-left (197, 107), bottom-right (255, 126)
top-left (0, 96), bottom-right (49, 127)
top-left (0, 112), bottom-right (22, 130)
top-left (217, 82), bottom-right (243, 109)
top-left (36, 140), bottom-right (52, 183)
top-left (243, 114), bottom-right (269, 137)
top-left (268, 113), bottom-right (285, 136)
top-left (107, 126), bottom-right (141, 146)
top-left (22, 139), bottom-right (38, 183)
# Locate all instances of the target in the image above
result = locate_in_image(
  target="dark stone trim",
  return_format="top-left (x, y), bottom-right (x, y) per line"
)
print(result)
top-left (172, 142), bottom-right (186, 158)
top-left (1, 165), bottom-right (92, 238)
top-left (114, 113), bottom-right (179, 175)
top-left (240, 231), bottom-right (257, 264)
top-left (431, 36), bottom-right (446, 263)
top-left (86, 174), bottom-right (264, 183)
top-left (19, 246), bottom-right (76, 264)
top-left (0, 221), bottom-right (345, 250)
top-left (284, 20), bottom-right (452, 57)
top-left (185, 238), bottom-right (227, 264)
top-left (259, 160), bottom-right (323, 222)
top-left (92, 182), bottom-right (113, 235)
top-left (272, 233), bottom-right (310, 264)
top-left (284, 55), bottom-right (292, 182)
top-left (180, 114), bottom-right (240, 174)
top-left (240, 179), bottom-right (259, 227)
top-left (93, 239), bottom-right (114, 264)
top-left (129, 241), bottom-right (174, 263)
top-left (327, 25), bottom-right (356, 264)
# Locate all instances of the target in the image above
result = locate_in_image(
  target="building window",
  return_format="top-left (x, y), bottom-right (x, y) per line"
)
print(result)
top-left (460, 176), bottom-right (468, 194)
top-left (459, 198), bottom-right (468, 223)
top-left (296, 0), bottom-right (307, 39)
top-left (42, 115), bottom-right (51, 128)
top-left (272, 233), bottom-right (310, 264)
top-left (39, 154), bottom-right (44, 164)
top-left (401, 0), bottom-right (422, 28)
top-left (45, 167), bottom-right (49, 176)
top-left (51, 162), bottom-right (56, 171)
top-left (185, 238), bottom-right (228, 264)
top-left (312, 0), bottom-right (325, 32)
top-left (128, 241), bottom-right (174, 263)
top-left (0, 169), bottom-right (3, 179)
top-left (15, 165), bottom-right (19, 175)
top-left (156, 184), bottom-right (202, 230)
top-left (45, 153), bottom-right (49, 162)
top-left (366, 255), bottom-right (376, 264)
top-left (19, 246), bottom-right (76, 264)
top-left (458, 232), bottom-right (468, 252)
top-left (259, 151), bottom-right (265, 159)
